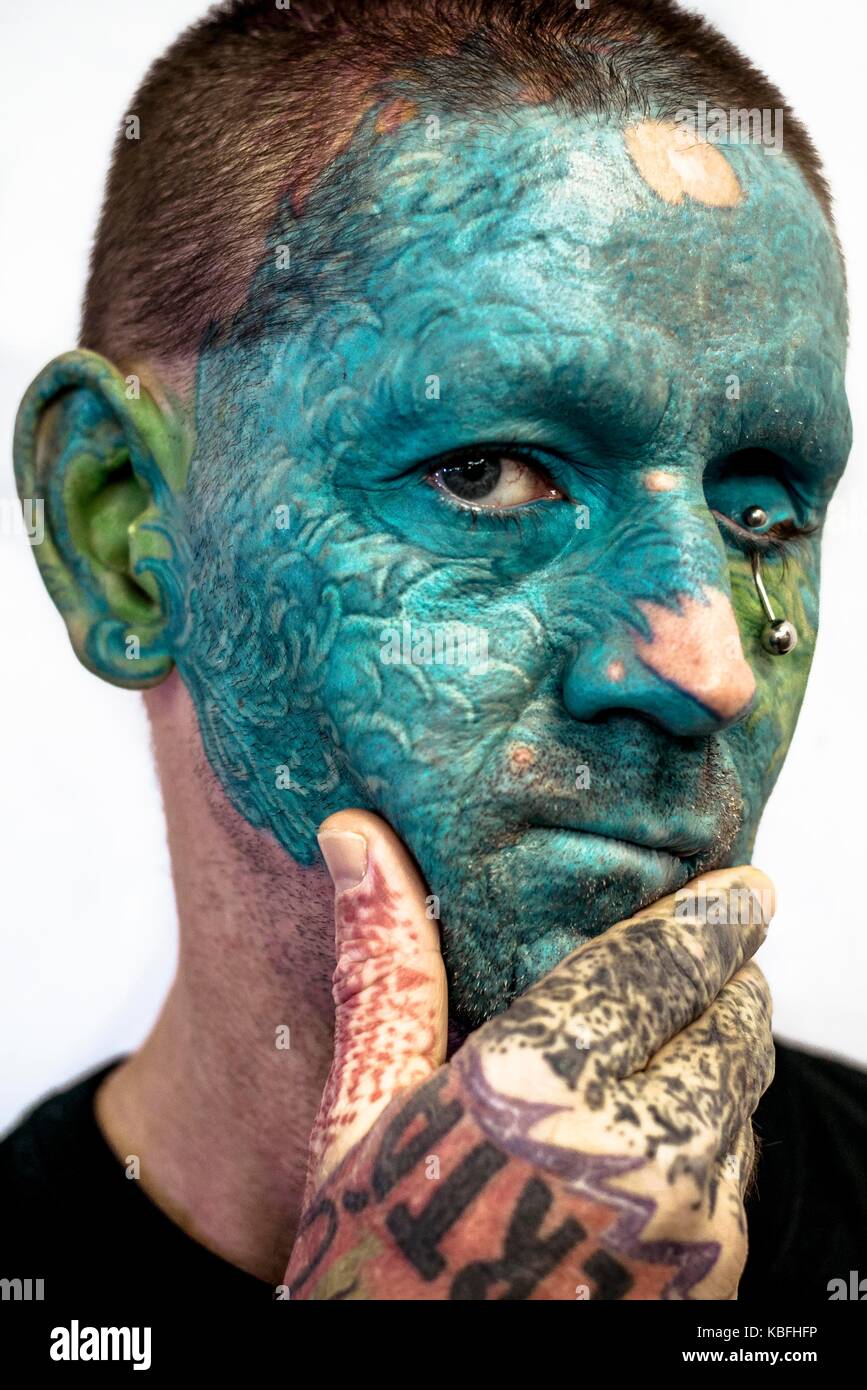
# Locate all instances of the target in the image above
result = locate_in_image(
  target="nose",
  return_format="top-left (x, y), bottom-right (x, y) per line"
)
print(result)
top-left (562, 518), bottom-right (756, 740)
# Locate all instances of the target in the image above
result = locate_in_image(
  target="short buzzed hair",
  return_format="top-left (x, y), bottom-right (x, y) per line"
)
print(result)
top-left (80, 0), bottom-right (833, 373)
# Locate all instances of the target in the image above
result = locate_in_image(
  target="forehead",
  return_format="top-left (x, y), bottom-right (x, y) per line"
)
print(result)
top-left (356, 108), bottom-right (843, 348)
top-left (209, 105), bottom-right (849, 470)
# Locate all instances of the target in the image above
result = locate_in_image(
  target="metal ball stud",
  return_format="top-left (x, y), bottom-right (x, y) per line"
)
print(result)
top-left (743, 505), bottom-right (768, 529)
top-left (762, 618), bottom-right (799, 656)
top-left (751, 552), bottom-right (798, 656)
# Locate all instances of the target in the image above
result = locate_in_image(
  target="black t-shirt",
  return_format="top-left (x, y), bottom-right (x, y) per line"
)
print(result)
top-left (1, 1041), bottom-right (865, 1303)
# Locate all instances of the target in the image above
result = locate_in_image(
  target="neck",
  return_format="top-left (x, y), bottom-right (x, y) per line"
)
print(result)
top-left (95, 672), bottom-right (335, 1284)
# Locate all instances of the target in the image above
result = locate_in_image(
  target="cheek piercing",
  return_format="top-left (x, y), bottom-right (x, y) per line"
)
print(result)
top-left (744, 505), bottom-right (799, 655)
top-left (752, 552), bottom-right (798, 654)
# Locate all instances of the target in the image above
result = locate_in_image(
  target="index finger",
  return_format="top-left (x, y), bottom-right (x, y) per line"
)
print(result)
top-left (478, 866), bottom-right (775, 1085)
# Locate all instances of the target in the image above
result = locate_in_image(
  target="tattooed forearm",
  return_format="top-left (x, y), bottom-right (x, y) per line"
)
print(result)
top-left (285, 1062), bottom-right (716, 1301)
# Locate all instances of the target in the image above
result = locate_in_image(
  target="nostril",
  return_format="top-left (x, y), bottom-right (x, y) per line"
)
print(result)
top-left (582, 706), bottom-right (673, 734)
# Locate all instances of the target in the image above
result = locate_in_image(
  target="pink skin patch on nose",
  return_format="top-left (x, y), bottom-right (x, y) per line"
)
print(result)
top-left (607, 660), bottom-right (626, 682)
top-left (644, 470), bottom-right (677, 493)
top-left (624, 119), bottom-right (743, 208)
top-left (635, 588), bottom-right (756, 719)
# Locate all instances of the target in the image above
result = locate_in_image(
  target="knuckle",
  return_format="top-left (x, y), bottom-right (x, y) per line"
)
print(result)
top-left (731, 960), bottom-right (772, 1012)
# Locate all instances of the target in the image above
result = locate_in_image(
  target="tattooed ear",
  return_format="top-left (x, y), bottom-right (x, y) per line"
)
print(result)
top-left (14, 351), bottom-right (183, 687)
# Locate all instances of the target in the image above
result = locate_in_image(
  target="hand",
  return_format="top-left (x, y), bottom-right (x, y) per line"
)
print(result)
top-left (284, 810), bottom-right (775, 1300)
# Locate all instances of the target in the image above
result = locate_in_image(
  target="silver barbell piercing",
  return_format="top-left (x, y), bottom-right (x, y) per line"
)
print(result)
top-left (743, 506), bottom-right (798, 655)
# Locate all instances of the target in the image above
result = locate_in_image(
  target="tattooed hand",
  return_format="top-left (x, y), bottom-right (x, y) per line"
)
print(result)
top-left (284, 811), bottom-right (775, 1300)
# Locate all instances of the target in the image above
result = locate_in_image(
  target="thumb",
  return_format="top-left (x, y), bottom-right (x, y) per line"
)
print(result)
top-left (304, 809), bottom-right (448, 1198)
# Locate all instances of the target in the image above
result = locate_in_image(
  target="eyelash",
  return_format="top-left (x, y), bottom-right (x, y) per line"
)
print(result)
top-left (426, 446), bottom-right (570, 532)
top-left (425, 450), bottom-right (818, 557)
top-left (433, 487), bottom-right (552, 536)
top-left (713, 512), bottom-right (818, 563)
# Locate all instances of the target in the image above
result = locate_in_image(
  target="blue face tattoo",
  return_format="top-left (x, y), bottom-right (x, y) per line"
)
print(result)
top-left (157, 103), bottom-right (850, 1027)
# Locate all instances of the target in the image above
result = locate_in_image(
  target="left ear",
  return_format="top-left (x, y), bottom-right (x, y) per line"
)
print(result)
top-left (13, 349), bottom-right (187, 688)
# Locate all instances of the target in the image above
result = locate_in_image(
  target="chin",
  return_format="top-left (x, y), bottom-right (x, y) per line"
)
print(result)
top-left (436, 828), bottom-right (699, 1029)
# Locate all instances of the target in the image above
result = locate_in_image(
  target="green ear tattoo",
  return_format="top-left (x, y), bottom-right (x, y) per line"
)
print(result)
top-left (14, 350), bottom-right (189, 688)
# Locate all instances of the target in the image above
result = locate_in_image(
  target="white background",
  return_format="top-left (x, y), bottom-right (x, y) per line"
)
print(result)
top-left (1, 0), bottom-right (865, 1132)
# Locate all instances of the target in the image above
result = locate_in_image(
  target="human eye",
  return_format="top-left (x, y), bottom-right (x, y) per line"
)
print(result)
top-left (425, 448), bottom-right (566, 511)
top-left (705, 449), bottom-right (817, 557)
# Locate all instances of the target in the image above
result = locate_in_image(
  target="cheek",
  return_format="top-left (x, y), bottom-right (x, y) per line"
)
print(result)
top-left (171, 496), bottom-right (358, 862)
top-left (723, 633), bottom-right (811, 831)
top-left (729, 538), bottom-right (819, 703)
top-left (320, 598), bottom-right (548, 833)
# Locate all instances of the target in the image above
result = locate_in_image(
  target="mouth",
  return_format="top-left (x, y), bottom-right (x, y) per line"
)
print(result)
top-left (439, 819), bottom-right (721, 1030)
top-left (455, 824), bottom-right (701, 1019)
top-left (527, 821), bottom-right (712, 865)
top-left (489, 825), bottom-right (699, 925)
top-left (491, 725), bottom-right (738, 870)
top-left (526, 826), bottom-right (695, 883)
top-left (496, 769), bottom-right (725, 866)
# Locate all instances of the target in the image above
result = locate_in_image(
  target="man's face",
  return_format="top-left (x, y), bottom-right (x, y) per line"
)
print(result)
top-left (165, 105), bottom-right (850, 1027)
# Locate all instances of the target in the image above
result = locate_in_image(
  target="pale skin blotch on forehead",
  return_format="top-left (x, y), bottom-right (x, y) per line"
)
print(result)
top-left (163, 103), bottom-right (849, 1027)
top-left (624, 119), bottom-right (743, 208)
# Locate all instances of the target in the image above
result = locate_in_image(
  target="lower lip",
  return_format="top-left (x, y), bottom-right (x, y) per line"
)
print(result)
top-left (497, 827), bottom-right (695, 986)
top-left (555, 826), bottom-right (698, 859)
top-left (518, 826), bottom-right (689, 893)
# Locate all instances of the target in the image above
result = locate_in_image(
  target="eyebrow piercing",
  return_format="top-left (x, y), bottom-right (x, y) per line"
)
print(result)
top-left (742, 505), bottom-right (768, 528)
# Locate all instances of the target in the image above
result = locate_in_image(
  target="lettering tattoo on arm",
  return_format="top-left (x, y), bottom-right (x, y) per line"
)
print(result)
top-left (285, 1059), bottom-right (719, 1301)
